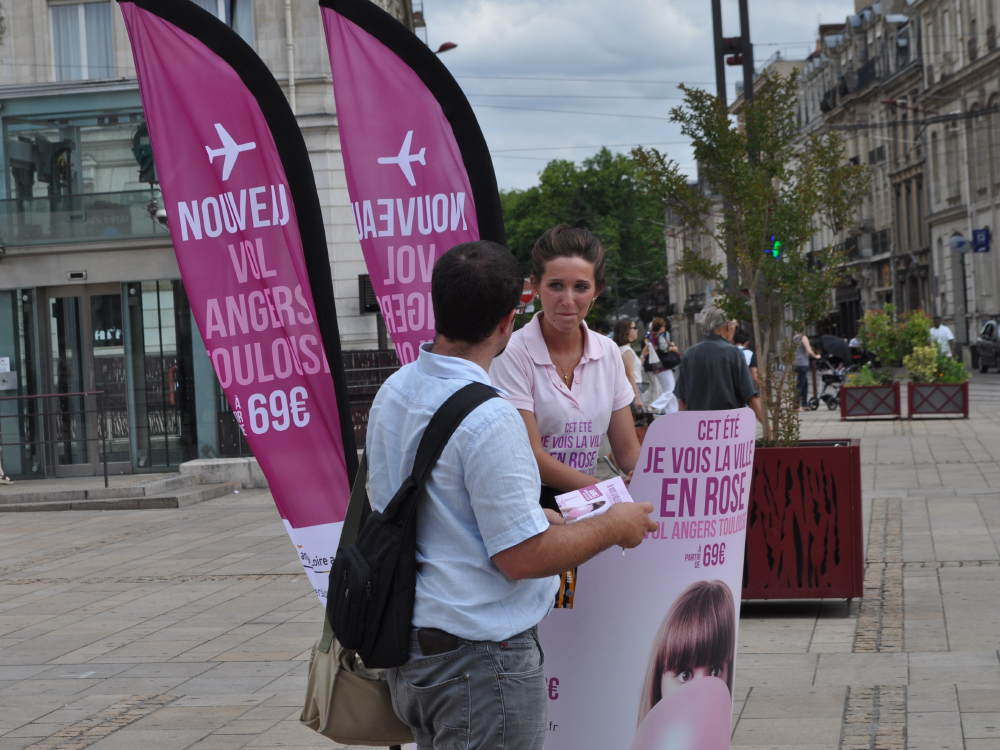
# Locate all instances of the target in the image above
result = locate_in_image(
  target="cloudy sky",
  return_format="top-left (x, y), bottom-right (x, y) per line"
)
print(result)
top-left (422, 0), bottom-right (857, 191)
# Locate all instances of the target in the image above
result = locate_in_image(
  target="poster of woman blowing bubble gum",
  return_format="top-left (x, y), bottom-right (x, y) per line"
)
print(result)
top-left (538, 409), bottom-right (752, 749)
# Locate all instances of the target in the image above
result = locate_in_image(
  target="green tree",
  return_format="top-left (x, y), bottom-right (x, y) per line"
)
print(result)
top-left (633, 71), bottom-right (869, 443)
top-left (500, 148), bottom-right (667, 323)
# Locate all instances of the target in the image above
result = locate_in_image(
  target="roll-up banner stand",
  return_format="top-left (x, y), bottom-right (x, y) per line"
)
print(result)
top-left (118, 0), bottom-right (357, 605)
top-left (319, 0), bottom-right (506, 362)
top-left (540, 410), bottom-right (753, 749)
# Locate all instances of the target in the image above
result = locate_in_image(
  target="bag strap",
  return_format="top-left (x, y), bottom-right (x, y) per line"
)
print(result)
top-left (410, 382), bottom-right (498, 489)
top-left (341, 449), bottom-right (369, 549)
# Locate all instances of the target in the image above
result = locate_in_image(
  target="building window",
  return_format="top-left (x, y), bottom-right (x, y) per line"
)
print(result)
top-left (931, 132), bottom-right (940, 205)
top-left (190, 0), bottom-right (255, 48)
top-left (972, 107), bottom-right (990, 193)
top-left (916, 180), bottom-right (925, 247)
top-left (50, 2), bottom-right (114, 82)
top-left (991, 98), bottom-right (1000, 187)
top-left (945, 127), bottom-right (961, 199)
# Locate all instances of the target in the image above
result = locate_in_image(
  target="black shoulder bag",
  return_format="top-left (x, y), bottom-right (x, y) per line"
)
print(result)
top-left (327, 382), bottom-right (498, 669)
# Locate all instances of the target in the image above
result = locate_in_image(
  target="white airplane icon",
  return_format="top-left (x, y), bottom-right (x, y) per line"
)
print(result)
top-left (205, 123), bottom-right (256, 181)
top-left (377, 131), bottom-right (425, 187)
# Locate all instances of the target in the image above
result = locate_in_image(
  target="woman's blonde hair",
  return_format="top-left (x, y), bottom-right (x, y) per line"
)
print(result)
top-left (637, 580), bottom-right (735, 726)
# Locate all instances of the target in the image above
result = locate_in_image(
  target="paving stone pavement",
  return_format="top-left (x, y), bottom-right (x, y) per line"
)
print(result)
top-left (3, 372), bottom-right (1000, 749)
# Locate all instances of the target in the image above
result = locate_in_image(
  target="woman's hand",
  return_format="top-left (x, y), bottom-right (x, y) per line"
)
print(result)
top-left (633, 397), bottom-right (643, 411)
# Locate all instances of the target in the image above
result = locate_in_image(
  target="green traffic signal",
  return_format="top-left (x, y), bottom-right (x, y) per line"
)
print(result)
top-left (766, 235), bottom-right (782, 259)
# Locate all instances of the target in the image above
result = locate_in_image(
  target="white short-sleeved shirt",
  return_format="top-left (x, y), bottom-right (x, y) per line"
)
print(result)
top-left (490, 313), bottom-right (634, 476)
top-left (931, 325), bottom-right (955, 356)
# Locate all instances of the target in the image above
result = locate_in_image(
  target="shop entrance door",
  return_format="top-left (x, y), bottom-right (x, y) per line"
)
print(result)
top-left (42, 284), bottom-right (130, 477)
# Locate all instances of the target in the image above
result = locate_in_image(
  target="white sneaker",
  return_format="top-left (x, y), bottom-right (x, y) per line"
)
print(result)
top-left (0, 474), bottom-right (13, 484)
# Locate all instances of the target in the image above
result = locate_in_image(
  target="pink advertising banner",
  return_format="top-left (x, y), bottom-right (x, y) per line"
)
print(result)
top-left (320, 0), bottom-right (506, 364)
top-left (539, 409), bottom-right (754, 749)
top-left (119, 0), bottom-right (357, 604)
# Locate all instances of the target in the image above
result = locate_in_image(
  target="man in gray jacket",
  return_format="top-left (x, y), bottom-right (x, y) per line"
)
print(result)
top-left (674, 306), bottom-right (763, 424)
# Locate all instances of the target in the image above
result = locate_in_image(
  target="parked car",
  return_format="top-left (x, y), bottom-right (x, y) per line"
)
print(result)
top-left (976, 319), bottom-right (1000, 372)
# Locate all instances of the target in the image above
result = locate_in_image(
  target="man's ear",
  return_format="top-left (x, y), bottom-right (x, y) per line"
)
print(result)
top-left (499, 309), bottom-right (517, 336)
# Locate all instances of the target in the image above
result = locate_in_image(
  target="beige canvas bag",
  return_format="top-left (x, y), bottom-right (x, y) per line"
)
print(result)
top-left (299, 452), bottom-right (414, 746)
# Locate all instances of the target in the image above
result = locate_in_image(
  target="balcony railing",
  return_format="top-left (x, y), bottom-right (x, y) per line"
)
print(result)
top-left (857, 59), bottom-right (878, 90)
top-left (0, 189), bottom-right (170, 247)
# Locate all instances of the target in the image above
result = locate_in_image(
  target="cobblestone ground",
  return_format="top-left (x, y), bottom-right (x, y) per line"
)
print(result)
top-left (731, 371), bottom-right (1000, 750)
top-left (3, 373), bottom-right (1000, 749)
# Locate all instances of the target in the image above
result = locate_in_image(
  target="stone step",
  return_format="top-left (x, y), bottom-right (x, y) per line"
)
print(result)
top-left (0, 481), bottom-right (240, 513)
top-left (0, 474), bottom-right (198, 506)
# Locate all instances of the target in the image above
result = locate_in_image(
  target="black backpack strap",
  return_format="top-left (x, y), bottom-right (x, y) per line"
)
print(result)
top-left (411, 382), bottom-right (498, 490)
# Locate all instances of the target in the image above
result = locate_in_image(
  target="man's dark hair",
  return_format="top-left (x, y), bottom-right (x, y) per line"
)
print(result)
top-left (432, 241), bottom-right (523, 344)
top-left (733, 328), bottom-right (750, 346)
top-left (933, 316), bottom-right (941, 325)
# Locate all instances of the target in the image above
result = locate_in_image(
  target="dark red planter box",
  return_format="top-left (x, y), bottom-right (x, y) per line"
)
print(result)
top-left (907, 381), bottom-right (969, 418)
top-left (839, 382), bottom-right (901, 419)
top-left (744, 439), bottom-right (863, 600)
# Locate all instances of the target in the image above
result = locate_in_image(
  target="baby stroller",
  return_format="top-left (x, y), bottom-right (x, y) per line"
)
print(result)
top-left (808, 356), bottom-right (848, 410)
top-left (808, 335), bottom-right (855, 410)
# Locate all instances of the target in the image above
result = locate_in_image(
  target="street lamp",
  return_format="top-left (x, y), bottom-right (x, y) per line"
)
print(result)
top-left (435, 42), bottom-right (457, 54)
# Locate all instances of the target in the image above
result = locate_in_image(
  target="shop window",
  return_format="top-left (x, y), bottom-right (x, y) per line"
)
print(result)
top-left (50, 2), bottom-right (114, 81)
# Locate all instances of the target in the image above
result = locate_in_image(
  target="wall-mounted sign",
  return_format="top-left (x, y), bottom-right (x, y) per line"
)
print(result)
top-left (973, 227), bottom-right (991, 253)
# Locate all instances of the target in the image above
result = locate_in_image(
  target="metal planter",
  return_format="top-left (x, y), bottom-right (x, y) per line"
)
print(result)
top-left (839, 382), bottom-right (901, 419)
top-left (744, 439), bottom-right (864, 600)
top-left (907, 381), bottom-right (969, 419)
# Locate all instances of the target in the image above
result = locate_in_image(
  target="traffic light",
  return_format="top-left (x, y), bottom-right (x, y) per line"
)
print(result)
top-left (722, 36), bottom-right (743, 66)
top-left (765, 236), bottom-right (782, 259)
top-left (132, 123), bottom-right (157, 185)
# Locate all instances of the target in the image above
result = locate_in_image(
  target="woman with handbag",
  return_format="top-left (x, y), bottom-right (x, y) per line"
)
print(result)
top-left (490, 226), bottom-right (641, 513)
top-left (614, 317), bottom-right (647, 411)
top-left (647, 318), bottom-right (681, 415)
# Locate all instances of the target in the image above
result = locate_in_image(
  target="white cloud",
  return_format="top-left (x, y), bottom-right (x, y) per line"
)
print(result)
top-left (422, 0), bottom-right (855, 189)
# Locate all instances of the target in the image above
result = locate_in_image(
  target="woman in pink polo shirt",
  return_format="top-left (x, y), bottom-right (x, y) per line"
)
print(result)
top-left (490, 226), bottom-right (640, 513)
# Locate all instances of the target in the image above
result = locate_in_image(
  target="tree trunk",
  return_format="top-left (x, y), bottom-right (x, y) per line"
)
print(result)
top-left (749, 290), bottom-right (772, 441)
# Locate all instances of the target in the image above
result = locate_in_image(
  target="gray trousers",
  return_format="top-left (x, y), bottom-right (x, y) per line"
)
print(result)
top-left (387, 627), bottom-right (547, 750)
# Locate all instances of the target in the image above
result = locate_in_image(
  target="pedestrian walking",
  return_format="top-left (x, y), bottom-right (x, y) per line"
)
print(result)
top-left (930, 316), bottom-right (955, 357)
top-left (366, 240), bottom-right (657, 750)
top-left (673, 307), bottom-right (763, 423)
top-left (0, 456), bottom-right (12, 484)
top-left (491, 225), bottom-right (642, 509)
top-left (646, 318), bottom-right (681, 415)
top-left (613, 317), bottom-right (647, 411)
top-left (793, 331), bottom-right (820, 410)
top-left (733, 328), bottom-right (758, 386)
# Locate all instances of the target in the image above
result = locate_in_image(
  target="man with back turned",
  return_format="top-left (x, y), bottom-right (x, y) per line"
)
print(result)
top-left (674, 306), bottom-right (763, 424)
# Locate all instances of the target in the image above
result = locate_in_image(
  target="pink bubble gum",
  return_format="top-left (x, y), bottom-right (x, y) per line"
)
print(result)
top-left (630, 676), bottom-right (732, 750)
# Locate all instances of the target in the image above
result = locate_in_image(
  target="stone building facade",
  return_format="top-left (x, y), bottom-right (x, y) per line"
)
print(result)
top-left (0, 1), bottom-right (413, 479)
top-left (912, 0), bottom-right (1000, 346)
